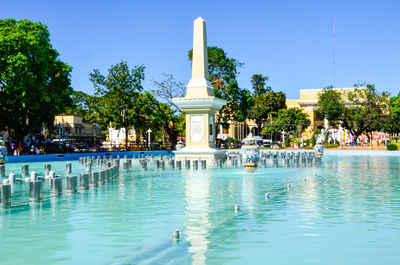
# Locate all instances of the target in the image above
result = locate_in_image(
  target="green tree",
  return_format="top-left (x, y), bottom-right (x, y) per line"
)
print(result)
top-left (188, 46), bottom-right (248, 129)
top-left (341, 83), bottom-right (390, 136)
top-left (389, 91), bottom-right (400, 118)
top-left (151, 102), bottom-right (185, 147)
top-left (64, 91), bottom-right (94, 121)
top-left (380, 114), bottom-right (400, 137)
top-left (316, 86), bottom-right (345, 125)
top-left (317, 84), bottom-right (391, 136)
top-left (130, 91), bottom-right (185, 147)
top-left (383, 92), bottom-right (400, 138)
top-left (0, 19), bottom-right (72, 144)
top-left (250, 74), bottom-right (270, 96)
top-left (189, 46), bottom-right (244, 98)
top-left (248, 75), bottom-right (286, 134)
top-left (261, 108), bottom-right (311, 137)
top-left (129, 91), bottom-right (157, 138)
top-left (89, 61), bottom-right (145, 150)
top-left (234, 89), bottom-right (252, 122)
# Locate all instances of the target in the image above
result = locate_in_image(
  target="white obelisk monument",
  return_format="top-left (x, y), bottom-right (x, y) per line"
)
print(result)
top-left (173, 17), bottom-right (226, 163)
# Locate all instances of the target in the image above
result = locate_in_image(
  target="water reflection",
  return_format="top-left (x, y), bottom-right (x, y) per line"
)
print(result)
top-left (242, 174), bottom-right (255, 213)
top-left (298, 172), bottom-right (320, 230)
top-left (184, 171), bottom-right (210, 265)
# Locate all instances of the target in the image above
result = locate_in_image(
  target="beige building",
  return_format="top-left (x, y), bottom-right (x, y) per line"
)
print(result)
top-left (220, 88), bottom-right (360, 140)
top-left (54, 114), bottom-right (103, 144)
top-left (286, 88), bottom-right (360, 138)
top-left (218, 120), bottom-right (258, 141)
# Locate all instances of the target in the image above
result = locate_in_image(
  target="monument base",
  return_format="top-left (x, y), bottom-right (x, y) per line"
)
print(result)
top-left (173, 147), bottom-right (226, 165)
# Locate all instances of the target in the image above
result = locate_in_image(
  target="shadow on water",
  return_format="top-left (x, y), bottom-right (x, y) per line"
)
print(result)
top-left (108, 237), bottom-right (191, 265)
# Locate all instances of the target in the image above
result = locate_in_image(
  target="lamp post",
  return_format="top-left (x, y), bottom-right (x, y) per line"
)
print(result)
top-left (269, 113), bottom-right (273, 142)
top-left (121, 109), bottom-right (129, 150)
top-left (147, 128), bottom-right (152, 150)
top-left (58, 122), bottom-right (61, 149)
top-left (92, 123), bottom-right (96, 147)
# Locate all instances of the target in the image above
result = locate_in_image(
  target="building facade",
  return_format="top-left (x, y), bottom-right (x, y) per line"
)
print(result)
top-left (54, 114), bottom-right (103, 144)
top-left (286, 87), bottom-right (360, 139)
top-left (217, 87), bottom-right (360, 141)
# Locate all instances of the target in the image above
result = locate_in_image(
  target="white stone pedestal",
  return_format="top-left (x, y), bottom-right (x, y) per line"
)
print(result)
top-left (174, 147), bottom-right (226, 165)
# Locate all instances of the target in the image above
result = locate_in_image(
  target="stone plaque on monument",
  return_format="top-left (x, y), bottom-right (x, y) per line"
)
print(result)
top-left (191, 115), bottom-right (204, 142)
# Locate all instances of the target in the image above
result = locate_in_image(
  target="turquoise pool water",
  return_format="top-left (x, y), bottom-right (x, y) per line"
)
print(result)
top-left (1, 156), bottom-right (400, 264)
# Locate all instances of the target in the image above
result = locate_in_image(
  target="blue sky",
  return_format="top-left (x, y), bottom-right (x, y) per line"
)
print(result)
top-left (2, 0), bottom-right (399, 99)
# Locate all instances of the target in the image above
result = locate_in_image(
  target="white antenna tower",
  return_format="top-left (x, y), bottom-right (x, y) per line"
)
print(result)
top-left (332, 17), bottom-right (336, 88)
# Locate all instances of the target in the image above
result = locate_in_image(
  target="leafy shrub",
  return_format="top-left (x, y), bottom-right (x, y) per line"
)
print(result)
top-left (387, 143), bottom-right (398, 151)
top-left (285, 136), bottom-right (290, 147)
top-left (293, 139), bottom-right (302, 145)
top-left (311, 135), bottom-right (317, 147)
top-left (325, 143), bottom-right (339, 148)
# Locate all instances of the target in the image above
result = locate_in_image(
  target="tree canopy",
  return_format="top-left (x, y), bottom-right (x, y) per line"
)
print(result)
top-left (89, 61), bottom-right (145, 149)
top-left (146, 98), bottom-right (185, 147)
top-left (150, 74), bottom-right (187, 145)
top-left (342, 84), bottom-right (390, 136)
top-left (316, 86), bottom-right (345, 125)
top-left (64, 90), bottom-right (93, 121)
top-left (247, 74), bottom-right (286, 134)
top-left (316, 83), bottom-right (391, 136)
top-left (189, 46), bottom-right (243, 99)
top-left (188, 46), bottom-right (249, 128)
top-left (250, 74), bottom-right (271, 96)
top-left (0, 19), bottom-right (72, 143)
top-left (261, 108), bottom-right (311, 137)
top-left (89, 63), bottom-right (185, 148)
top-left (389, 91), bottom-right (400, 118)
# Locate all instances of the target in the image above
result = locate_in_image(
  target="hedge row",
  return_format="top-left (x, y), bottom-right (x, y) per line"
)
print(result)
top-left (387, 143), bottom-right (399, 151)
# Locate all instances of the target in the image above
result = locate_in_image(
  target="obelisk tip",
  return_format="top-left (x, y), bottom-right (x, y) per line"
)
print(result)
top-left (195, 16), bottom-right (205, 22)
